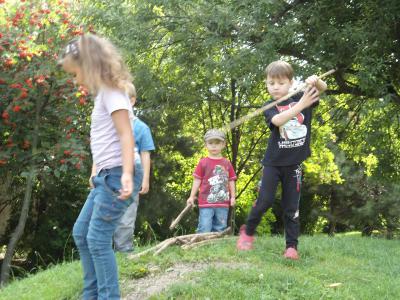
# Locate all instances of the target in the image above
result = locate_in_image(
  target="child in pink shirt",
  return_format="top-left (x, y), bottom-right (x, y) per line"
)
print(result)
top-left (187, 129), bottom-right (237, 232)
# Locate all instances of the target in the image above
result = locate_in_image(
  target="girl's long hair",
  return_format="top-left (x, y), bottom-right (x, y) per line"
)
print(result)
top-left (60, 34), bottom-right (132, 94)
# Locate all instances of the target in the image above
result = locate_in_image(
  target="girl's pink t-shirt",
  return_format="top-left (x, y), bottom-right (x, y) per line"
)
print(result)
top-left (91, 87), bottom-right (133, 172)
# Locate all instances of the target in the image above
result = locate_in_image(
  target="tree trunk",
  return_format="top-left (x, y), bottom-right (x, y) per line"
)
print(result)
top-left (0, 101), bottom-right (39, 287)
top-left (328, 190), bottom-right (336, 237)
top-left (0, 167), bottom-right (36, 286)
top-left (386, 228), bottom-right (393, 240)
top-left (0, 173), bottom-right (14, 238)
top-left (228, 78), bottom-right (238, 232)
top-left (361, 225), bottom-right (373, 237)
top-left (328, 221), bottom-right (336, 237)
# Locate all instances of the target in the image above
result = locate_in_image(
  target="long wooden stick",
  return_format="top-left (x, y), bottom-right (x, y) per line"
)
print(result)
top-left (181, 237), bottom-right (230, 250)
top-left (221, 69), bottom-right (336, 132)
top-left (169, 203), bottom-right (193, 230)
top-left (153, 239), bottom-right (177, 256)
top-left (127, 241), bottom-right (167, 260)
top-left (228, 205), bottom-right (235, 235)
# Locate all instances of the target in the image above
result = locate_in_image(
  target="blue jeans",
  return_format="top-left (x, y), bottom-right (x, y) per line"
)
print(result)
top-left (72, 166), bottom-right (133, 300)
top-left (197, 207), bottom-right (229, 233)
top-left (114, 157), bottom-right (143, 252)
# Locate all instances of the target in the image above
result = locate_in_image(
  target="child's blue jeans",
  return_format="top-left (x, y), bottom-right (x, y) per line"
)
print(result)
top-left (197, 207), bottom-right (229, 233)
top-left (113, 156), bottom-right (143, 252)
top-left (72, 166), bottom-right (134, 300)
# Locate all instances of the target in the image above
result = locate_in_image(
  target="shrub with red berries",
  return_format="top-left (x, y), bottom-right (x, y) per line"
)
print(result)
top-left (0, 0), bottom-right (94, 174)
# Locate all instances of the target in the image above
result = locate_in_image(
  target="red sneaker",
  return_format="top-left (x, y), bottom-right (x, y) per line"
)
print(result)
top-left (283, 247), bottom-right (299, 260)
top-left (236, 225), bottom-right (255, 251)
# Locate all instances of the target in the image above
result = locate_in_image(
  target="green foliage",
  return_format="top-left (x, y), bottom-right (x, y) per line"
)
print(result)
top-left (0, 0), bottom-right (93, 275)
top-left (307, 150), bottom-right (400, 237)
top-left (80, 0), bottom-right (281, 239)
top-left (22, 173), bottom-right (89, 267)
top-left (78, 0), bottom-right (400, 241)
top-left (2, 0), bottom-right (400, 280)
top-left (0, 0), bottom-right (91, 171)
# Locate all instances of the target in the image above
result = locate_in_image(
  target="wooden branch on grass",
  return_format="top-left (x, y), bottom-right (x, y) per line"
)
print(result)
top-left (127, 241), bottom-right (167, 260)
top-left (181, 237), bottom-right (231, 250)
top-left (154, 239), bottom-right (177, 256)
top-left (128, 227), bottom-right (232, 259)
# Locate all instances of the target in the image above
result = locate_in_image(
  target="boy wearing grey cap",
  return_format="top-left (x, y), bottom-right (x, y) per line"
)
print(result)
top-left (187, 129), bottom-right (237, 233)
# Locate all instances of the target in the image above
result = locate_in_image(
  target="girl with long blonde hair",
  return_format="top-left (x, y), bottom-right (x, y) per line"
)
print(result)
top-left (59, 33), bottom-right (135, 299)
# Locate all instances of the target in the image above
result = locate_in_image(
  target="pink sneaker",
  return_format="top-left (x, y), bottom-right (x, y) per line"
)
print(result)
top-left (283, 247), bottom-right (299, 260)
top-left (236, 225), bottom-right (255, 251)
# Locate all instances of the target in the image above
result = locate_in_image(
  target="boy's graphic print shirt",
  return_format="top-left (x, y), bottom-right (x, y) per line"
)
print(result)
top-left (262, 92), bottom-right (318, 166)
top-left (193, 157), bottom-right (237, 208)
top-left (277, 103), bottom-right (307, 142)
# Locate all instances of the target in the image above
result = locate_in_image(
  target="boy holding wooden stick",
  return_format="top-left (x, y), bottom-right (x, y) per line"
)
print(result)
top-left (187, 129), bottom-right (237, 233)
top-left (237, 60), bottom-right (327, 259)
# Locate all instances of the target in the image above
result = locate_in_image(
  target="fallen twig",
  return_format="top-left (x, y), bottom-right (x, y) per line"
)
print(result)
top-left (154, 239), bottom-right (177, 256)
top-left (181, 237), bottom-right (232, 250)
top-left (128, 227), bottom-right (232, 259)
top-left (127, 240), bottom-right (168, 260)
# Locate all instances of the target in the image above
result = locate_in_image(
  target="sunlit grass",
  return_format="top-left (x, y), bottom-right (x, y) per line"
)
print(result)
top-left (0, 234), bottom-right (398, 300)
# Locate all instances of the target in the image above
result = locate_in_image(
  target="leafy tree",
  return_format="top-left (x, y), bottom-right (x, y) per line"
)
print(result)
top-left (1, 0), bottom-right (397, 282)
top-left (0, 0), bottom-right (92, 285)
top-left (79, 0), bottom-right (339, 236)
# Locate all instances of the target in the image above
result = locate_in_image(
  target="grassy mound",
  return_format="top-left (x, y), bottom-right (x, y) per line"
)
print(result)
top-left (0, 233), bottom-right (399, 299)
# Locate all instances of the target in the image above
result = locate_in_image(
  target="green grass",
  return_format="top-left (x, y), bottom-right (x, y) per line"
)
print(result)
top-left (0, 234), bottom-right (399, 299)
top-left (0, 261), bottom-right (82, 300)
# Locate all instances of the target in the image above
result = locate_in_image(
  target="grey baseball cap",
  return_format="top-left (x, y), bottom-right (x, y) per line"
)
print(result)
top-left (204, 129), bottom-right (226, 142)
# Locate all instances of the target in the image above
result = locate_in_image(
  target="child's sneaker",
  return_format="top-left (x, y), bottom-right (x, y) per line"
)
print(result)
top-left (236, 225), bottom-right (255, 251)
top-left (283, 247), bottom-right (299, 260)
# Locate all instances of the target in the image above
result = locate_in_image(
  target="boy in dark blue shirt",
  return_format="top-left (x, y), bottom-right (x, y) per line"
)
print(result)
top-left (237, 61), bottom-right (327, 260)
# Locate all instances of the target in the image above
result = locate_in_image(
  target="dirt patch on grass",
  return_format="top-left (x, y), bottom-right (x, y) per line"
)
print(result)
top-left (122, 261), bottom-right (250, 300)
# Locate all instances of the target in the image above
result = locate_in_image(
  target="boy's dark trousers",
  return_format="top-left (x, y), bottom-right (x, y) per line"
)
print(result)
top-left (246, 165), bottom-right (302, 248)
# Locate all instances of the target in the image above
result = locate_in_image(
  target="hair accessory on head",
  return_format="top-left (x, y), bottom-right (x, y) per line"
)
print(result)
top-left (63, 40), bottom-right (79, 58)
top-left (204, 129), bottom-right (226, 142)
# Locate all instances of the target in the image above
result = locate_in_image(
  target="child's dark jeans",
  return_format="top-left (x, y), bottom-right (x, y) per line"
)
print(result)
top-left (246, 164), bottom-right (302, 248)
